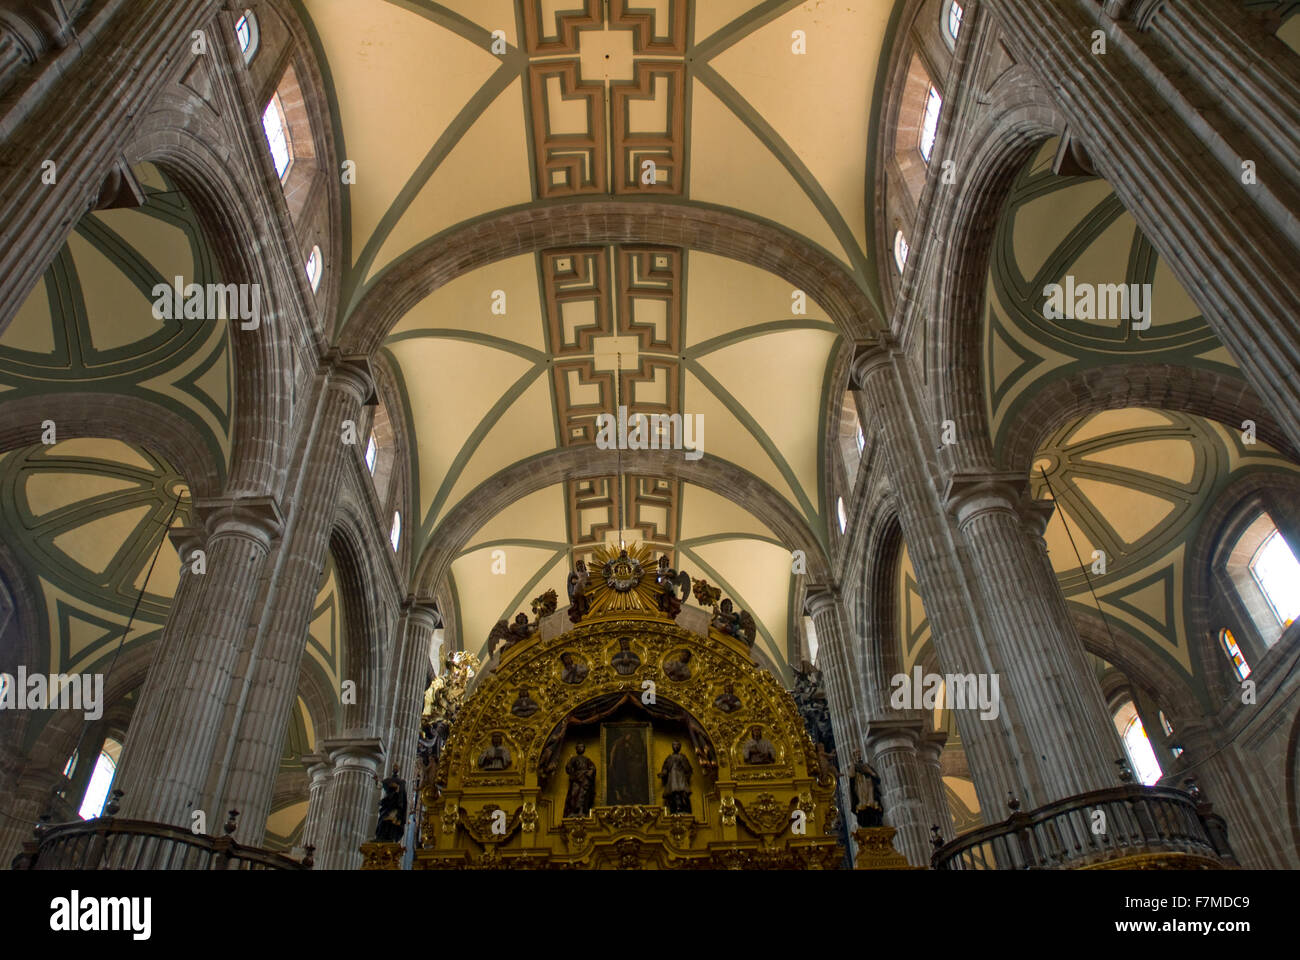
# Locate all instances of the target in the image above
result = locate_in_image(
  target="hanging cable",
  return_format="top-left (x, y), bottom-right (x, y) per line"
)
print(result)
top-left (1037, 466), bottom-right (1118, 650)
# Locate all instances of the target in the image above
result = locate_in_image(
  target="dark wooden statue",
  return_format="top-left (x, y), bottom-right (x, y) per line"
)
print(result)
top-left (659, 741), bottom-right (693, 814)
top-left (374, 765), bottom-right (408, 843)
top-left (563, 743), bottom-right (597, 817)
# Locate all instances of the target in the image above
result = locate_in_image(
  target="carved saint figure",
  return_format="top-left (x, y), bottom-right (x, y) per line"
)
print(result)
top-left (477, 732), bottom-right (512, 771)
top-left (511, 685), bottom-right (540, 718)
top-left (742, 724), bottom-right (777, 765)
top-left (663, 649), bottom-right (693, 682)
top-left (655, 555), bottom-right (690, 618)
top-left (374, 766), bottom-right (407, 843)
top-left (567, 560), bottom-right (591, 624)
top-left (563, 743), bottom-right (597, 818)
top-left (850, 749), bottom-right (884, 827)
top-left (712, 682), bottom-right (742, 713)
top-left (560, 651), bottom-right (589, 684)
top-left (611, 638), bottom-right (641, 676)
top-left (659, 741), bottom-right (693, 815)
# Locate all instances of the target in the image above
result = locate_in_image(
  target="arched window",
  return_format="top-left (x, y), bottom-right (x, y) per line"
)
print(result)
top-left (943, 1), bottom-right (965, 46)
top-left (235, 10), bottom-right (259, 62)
top-left (893, 230), bottom-right (910, 273)
top-left (1223, 512), bottom-right (1298, 647)
top-left (78, 737), bottom-right (123, 820)
top-left (1219, 627), bottom-right (1251, 680)
top-left (919, 85), bottom-right (943, 163)
top-left (262, 94), bottom-right (294, 181)
top-left (305, 245), bottom-right (322, 292)
top-left (837, 496), bottom-right (848, 534)
top-left (1251, 529), bottom-right (1300, 629)
top-left (390, 512), bottom-right (402, 552)
top-left (1113, 701), bottom-right (1162, 786)
top-left (364, 434), bottom-right (378, 475)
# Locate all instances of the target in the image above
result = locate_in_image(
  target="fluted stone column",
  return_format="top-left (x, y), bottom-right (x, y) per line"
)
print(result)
top-left (115, 497), bottom-right (283, 827)
top-left (297, 752), bottom-right (333, 867)
top-left (851, 342), bottom-right (1037, 812)
top-left (218, 355), bottom-right (375, 843)
top-left (0, 763), bottom-right (61, 864)
top-left (385, 600), bottom-right (439, 791)
top-left (918, 730), bottom-right (953, 843)
top-left (945, 472), bottom-right (1119, 800)
top-left (864, 719), bottom-right (944, 866)
top-left (803, 587), bottom-right (865, 752)
top-left (318, 738), bottom-right (384, 870)
top-left (988, 0), bottom-right (1300, 451)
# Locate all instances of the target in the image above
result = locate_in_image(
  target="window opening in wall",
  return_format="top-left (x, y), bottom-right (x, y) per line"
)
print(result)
top-left (262, 95), bottom-right (293, 181)
top-left (947, 1), bottom-right (964, 43)
top-left (1219, 627), bottom-right (1251, 680)
top-left (893, 230), bottom-right (910, 274)
top-left (1113, 701), bottom-right (1161, 786)
top-left (919, 85), bottom-right (943, 163)
top-left (390, 512), bottom-right (402, 552)
top-left (837, 497), bottom-right (848, 534)
top-left (1159, 710), bottom-right (1173, 737)
top-left (236, 14), bottom-right (252, 53)
top-left (855, 426), bottom-right (866, 455)
top-left (306, 245), bottom-right (322, 293)
top-left (78, 738), bottom-right (122, 820)
top-left (1250, 529), bottom-right (1300, 629)
top-left (365, 434), bottom-right (378, 475)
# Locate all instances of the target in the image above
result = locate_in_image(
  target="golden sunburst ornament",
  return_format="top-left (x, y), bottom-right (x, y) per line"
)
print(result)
top-left (586, 542), bottom-right (661, 615)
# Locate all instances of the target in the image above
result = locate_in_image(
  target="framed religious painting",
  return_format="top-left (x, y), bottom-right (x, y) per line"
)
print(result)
top-left (600, 722), bottom-right (653, 806)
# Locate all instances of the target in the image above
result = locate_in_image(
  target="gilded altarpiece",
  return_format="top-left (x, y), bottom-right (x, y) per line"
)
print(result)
top-left (414, 543), bottom-right (842, 869)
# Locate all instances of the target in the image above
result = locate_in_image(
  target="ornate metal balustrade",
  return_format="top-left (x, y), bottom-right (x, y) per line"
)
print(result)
top-left (13, 793), bottom-right (311, 871)
top-left (930, 783), bottom-right (1237, 870)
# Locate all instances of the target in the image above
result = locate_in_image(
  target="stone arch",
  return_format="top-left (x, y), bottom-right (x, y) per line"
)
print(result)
top-left (122, 126), bottom-right (297, 500)
top-left (411, 447), bottom-right (834, 601)
top-left (0, 394), bottom-right (224, 500)
top-left (853, 501), bottom-right (909, 712)
top-left (338, 201), bottom-right (880, 356)
top-left (925, 93), bottom-right (1069, 472)
top-left (328, 508), bottom-right (386, 736)
top-left (997, 363), bottom-right (1299, 475)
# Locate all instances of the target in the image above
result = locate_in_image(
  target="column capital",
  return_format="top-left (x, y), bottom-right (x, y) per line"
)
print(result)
top-left (321, 737), bottom-right (387, 777)
top-left (166, 525), bottom-right (206, 560)
top-left (864, 717), bottom-right (925, 756)
top-left (802, 584), bottom-right (842, 619)
top-left (848, 334), bottom-right (898, 390)
top-left (943, 471), bottom-right (1044, 529)
top-left (193, 495), bottom-right (284, 549)
top-left (322, 350), bottom-right (377, 406)
top-left (402, 597), bottom-right (442, 631)
top-left (918, 729), bottom-right (949, 764)
top-left (300, 753), bottom-right (334, 782)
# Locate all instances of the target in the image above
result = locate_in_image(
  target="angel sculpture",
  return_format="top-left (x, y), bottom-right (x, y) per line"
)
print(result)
top-left (692, 578), bottom-right (721, 610)
top-left (532, 588), bottom-right (558, 619)
top-left (567, 559), bottom-right (591, 624)
top-left (655, 555), bottom-right (691, 618)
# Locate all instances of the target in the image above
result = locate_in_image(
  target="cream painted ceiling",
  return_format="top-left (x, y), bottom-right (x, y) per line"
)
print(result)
top-left (298, 1), bottom-right (900, 674)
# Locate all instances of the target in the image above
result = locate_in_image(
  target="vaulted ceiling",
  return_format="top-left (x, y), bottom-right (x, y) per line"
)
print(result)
top-left (299, 0), bottom-right (901, 673)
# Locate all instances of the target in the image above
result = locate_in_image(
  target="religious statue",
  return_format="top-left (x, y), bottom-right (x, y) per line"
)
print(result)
top-left (531, 588), bottom-right (558, 620)
top-left (742, 724), bottom-right (777, 765)
top-left (563, 743), bottom-right (597, 818)
top-left (791, 661), bottom-right (835, 753)
top-left (374, 765), bottom-right (407, 843)
top-left (477, 733), bottom-right (512, 770)
top-left (611, 637), bottom-right (641, 676)
top-left (813, 743), bottom-right (838, 786)
top-left (692, 578), bottom-right (722, 609)
top-left (712, 682), bottom-right (742, 713)
top-left (511, 686), bottom-right (540, 718)
top-left (663, 649), bottom-right (693, 682)
top-left (567, 559), bottom-right (591, 623)
top-left (659, 741), bottom-right (693, 815)
top-left (560, 651), bottom-right (589, 684)
top-left (655, 555), bottom-right (691, 618)
top-left (849, 749), bottom-right (883, 827)
top-left (491, 612), bottom-right (535, 655)
top-left (711, 598), bottom-right (757, 648)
